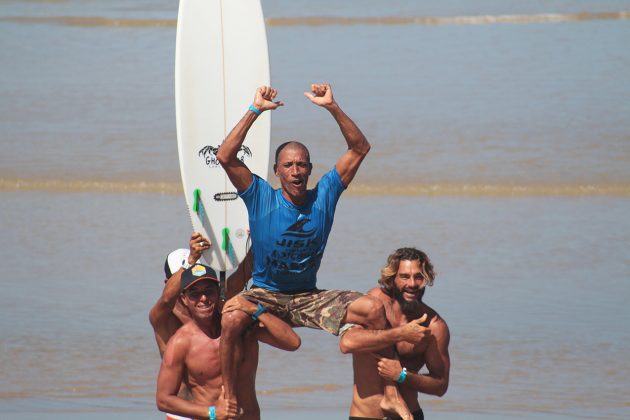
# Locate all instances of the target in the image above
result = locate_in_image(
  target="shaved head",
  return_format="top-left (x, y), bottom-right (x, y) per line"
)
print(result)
top-left (274, 141), bottom-right (310, 169)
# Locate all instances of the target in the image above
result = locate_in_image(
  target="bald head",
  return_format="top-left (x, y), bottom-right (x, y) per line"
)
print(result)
top-left (274, 141), bottom-right (311, 172)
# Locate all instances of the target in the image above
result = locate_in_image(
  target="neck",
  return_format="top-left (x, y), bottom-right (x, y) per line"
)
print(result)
top-left (282, 189), bottom-right (307, 207)
top-left (194, 314), bottom-right (221, 338)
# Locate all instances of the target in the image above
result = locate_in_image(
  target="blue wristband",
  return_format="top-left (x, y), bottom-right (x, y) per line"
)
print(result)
top-left (248, 104), bottom-right (261, 115)
top-left (208, 405), bottom-right (216, 420)
top-left (251, 303), bottom-right (266, 321)
top-left (396, 367), bottom-right (408, 384)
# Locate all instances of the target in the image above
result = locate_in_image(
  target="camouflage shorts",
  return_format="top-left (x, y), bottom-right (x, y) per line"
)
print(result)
top-left (240, 287), bottom-right (363, 336)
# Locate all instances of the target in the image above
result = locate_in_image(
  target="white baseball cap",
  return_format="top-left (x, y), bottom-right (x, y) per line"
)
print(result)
top-left (164, 248), bottom-right (190, 278)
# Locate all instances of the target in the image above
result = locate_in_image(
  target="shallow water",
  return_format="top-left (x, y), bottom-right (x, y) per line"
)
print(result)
top-left (1, 0), bottom-right (630, 418)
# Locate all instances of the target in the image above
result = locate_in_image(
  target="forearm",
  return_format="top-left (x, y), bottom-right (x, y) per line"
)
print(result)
top-left (326, 103), bottom-right (370, 155)
top-left (403, 371), bottom-right (448, 397)
top-left (216, 109), bottom-right (258, 165)
top-left (149, 270), bottom-right (183, 327)
top-left (156, 394), bottom-right (209, 420)
top-left (340, 326), bottom-right (404, 354)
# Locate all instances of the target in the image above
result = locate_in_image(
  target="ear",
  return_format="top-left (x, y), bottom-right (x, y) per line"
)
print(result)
top-left (273, 163), bottom-right (278, 175)
top-left (308, 162), bottom-right (313, 175)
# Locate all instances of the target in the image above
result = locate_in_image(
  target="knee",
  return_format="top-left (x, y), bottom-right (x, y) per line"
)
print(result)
top-left (221, 309), bottom-right (251, 336)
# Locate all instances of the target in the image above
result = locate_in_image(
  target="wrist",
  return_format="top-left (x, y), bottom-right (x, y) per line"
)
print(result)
top-left (324, 101), bottom-right (339, 112)
top-left (396, 367), bottom-right (408, 384)
top-left (251, 303), bottom-right (266, 321)
top-left (249, 104), bottom-right (262, 116)
top-left (393, 326), bottom-right (407, 342)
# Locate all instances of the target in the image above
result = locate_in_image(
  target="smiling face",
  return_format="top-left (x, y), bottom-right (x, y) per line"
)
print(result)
top-left (274, 143), bottom-right (312, 206)
top-left (182, 279), bottom-right (219, 322)
top-left (392, 259), bottom-right (428, 317)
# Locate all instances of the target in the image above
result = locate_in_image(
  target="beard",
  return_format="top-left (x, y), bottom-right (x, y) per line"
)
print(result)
top-left (392, 286), bottom-right (425, 318)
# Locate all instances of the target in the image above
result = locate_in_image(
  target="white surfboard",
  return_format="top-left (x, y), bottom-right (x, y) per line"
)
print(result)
top-left (175, 0), bottom-right (270, 272)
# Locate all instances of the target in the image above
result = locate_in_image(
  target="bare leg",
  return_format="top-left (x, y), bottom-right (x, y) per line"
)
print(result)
top-left (344, 296), bottom-right (412, 420)
top-left (220, 309), bottom-right (251, 419)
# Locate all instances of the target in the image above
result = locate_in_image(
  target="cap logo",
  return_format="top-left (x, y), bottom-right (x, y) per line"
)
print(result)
top-left (192, 265), bottom-right (206, 277)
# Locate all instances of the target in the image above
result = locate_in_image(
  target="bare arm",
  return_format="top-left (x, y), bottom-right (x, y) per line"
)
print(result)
top-left (339, 314), bottom-right (429, 354)
top-left (304, 84), bottom-right (370, 187)
top-left (149, 233), bottom-right (210, 356)
top-left (224, 249), bottom-right (253, 301)
top-left (222, 296), bottom-right (301, 351)
top-left (403, 318), bottom-right (450, 396)
top-left (375, 319), bottom-right (450, 397)
top-left (156, 335), bottom-right (231, 419)
top-left (216, 86), bottom-right (283, 192)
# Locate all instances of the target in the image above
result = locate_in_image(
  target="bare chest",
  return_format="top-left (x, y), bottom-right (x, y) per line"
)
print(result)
top-left (396, 340), bottom-right (427, 371)
top-left (185, 336), bottom-right (222, 386)
top-left (387, 308), bottom-right (428, 371)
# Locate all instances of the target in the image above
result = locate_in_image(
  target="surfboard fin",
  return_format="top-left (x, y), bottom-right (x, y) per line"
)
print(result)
top-left (222, 227), bottom-right (238, 268)
top-left (193, 188), bottom-right (201, 213)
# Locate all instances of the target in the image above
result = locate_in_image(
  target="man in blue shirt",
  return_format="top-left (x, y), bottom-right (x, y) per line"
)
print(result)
top-left (216, 84), bottom-right (412, 420)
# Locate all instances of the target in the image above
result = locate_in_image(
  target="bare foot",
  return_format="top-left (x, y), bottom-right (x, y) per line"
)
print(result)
top-left (380, 387), bottom-right (412, 420)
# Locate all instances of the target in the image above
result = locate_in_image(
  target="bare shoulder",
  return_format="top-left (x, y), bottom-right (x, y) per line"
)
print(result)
top-left (167, 322), bottom-right (196, 349)
top-left (423, 304), bottom-right (450, 341)
top-left (161, 325), bottom-right (195, 366)
top-left (367, 287), bottom-right (391, 303)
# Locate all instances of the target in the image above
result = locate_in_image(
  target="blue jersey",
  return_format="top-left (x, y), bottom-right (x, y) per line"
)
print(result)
top-left (239, 167), bottom-right (346, 292)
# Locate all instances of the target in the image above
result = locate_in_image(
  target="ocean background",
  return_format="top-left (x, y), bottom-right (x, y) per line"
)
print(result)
top-left (1, 0), bottom-right (630, 419)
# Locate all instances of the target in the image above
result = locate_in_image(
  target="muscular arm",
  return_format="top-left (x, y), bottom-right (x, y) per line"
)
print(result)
top-left (156, 335), bottom-right (208, 419)
top-left (403, 320), bottom-right (450, 397)
top-left (304, 84), bottom-right (370, 187)
top-left (149, 267), bottom-right (183, 357)
top-left (216, 86), bottom-right (283, 192)
top-left (374, 319), bottom-right (450, 397)
top-left (149, 233), bottom-right (209, 356)
top-left (339, 314), bottom-right (429, 354)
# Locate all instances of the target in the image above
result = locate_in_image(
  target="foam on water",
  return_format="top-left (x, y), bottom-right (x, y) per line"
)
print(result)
top-left (3, 11), bottom-right (629, 27)
top-left (1, 0), bottom-right (630, 418)
top-left (3, 177), bottom-right (630, 196)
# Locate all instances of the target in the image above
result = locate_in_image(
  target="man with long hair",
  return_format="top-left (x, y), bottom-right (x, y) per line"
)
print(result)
top-left (340, 248), bottom-right (450, 419)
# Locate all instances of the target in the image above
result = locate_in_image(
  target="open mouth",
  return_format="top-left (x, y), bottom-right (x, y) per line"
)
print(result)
top-left (402, 289), bottom-right (419, 300)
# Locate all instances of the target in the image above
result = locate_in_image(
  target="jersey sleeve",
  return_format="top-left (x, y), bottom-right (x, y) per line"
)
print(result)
top-left (238, 174), bottom-right (274, 221)
top-left (317, 166), bottom-right (346, 210)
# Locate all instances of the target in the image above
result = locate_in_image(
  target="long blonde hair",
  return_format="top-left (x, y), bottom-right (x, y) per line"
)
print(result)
top-left (378, 247), bottom-right (435, 296)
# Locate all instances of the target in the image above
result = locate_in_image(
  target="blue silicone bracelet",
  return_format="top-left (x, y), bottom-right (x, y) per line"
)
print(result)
top-left (209, 405), bottom-right (216, 420)
top-left (396, 367), bottom-right (408, 384)
top-left (251, 303), bottom-right (266, 321)
top-left (249, 104), bottom-right (261, 115)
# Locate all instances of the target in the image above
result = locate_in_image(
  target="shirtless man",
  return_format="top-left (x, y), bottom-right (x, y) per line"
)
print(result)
top-left (149, 232), bottom-right (252, 357)
top-left (340, 248), bottom-right (450, 419)
top-left (156, 263), bottom-right (300, 420)
top-left (217, 84), bottom-right (412, 419)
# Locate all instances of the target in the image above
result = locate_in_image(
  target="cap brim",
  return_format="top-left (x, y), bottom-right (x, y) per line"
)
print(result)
top-left (183, 276), bottom-right (219, 290)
